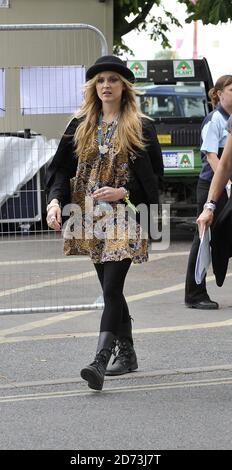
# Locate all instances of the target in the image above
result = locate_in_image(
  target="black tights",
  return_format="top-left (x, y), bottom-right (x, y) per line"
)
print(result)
top-left (94, 259), bottom-right (132, 334)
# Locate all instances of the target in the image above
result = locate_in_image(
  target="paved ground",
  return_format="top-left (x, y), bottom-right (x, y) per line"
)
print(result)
top-left (0, 231), bottom-right (232, 450)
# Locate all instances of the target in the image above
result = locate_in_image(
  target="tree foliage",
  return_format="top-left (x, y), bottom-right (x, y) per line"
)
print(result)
top-left (113, 0), bottom-right (232, 55)
top-left (113, 0), bottom-right (181, 55)
top-left (179, 0), bottom-right (232, 25)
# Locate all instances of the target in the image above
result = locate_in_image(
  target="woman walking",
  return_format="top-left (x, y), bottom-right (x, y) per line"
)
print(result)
top-left (45, 55), bottom-right (163, 391)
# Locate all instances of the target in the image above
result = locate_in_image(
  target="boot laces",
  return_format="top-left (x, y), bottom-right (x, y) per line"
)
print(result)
top-left (112, 338), bottom-right (133, 364)
top-left (90, 345), bottom-right (114, 372)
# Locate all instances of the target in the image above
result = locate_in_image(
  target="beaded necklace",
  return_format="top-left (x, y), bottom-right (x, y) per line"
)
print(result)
top-left (97, 112), bottom-right (118, 158)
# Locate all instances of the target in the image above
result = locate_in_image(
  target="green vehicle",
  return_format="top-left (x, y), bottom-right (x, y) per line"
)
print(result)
top-left (127, 58), bottom-right (214, 229)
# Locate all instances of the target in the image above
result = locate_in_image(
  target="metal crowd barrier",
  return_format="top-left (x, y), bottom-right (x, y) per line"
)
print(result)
top-left (0, 23), bottom-right (107, 314)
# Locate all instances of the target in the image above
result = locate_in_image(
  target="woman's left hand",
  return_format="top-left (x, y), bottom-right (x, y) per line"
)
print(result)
top-left (92, 186), bottom-right (124, 202)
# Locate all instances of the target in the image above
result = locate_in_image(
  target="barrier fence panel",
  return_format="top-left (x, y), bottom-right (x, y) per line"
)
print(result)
top-left (0, 23), bottom-right (107, 314)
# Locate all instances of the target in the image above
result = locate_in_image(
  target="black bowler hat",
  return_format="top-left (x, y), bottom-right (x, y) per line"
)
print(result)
top-left (86, 55), bottom-right (135, 83)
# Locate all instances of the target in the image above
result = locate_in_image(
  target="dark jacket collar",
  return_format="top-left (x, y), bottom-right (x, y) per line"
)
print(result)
top-left (217, 105), bottom-right (230, 121)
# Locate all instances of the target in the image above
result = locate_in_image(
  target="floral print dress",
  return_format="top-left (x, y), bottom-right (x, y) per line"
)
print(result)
top-left (63, 122), bottom-right (148, 264)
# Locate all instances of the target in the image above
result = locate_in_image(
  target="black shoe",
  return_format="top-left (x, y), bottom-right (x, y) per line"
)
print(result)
top-left (80, 331), bottom-right (115, 390)
top-left (105, 338), bottom-right (138, 376)
top-left (185, 299), bottom-right (219, 310)
top-left (81, 351), bottom-right (110, 390)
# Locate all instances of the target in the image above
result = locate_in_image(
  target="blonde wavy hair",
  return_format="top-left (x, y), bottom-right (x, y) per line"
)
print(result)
top-left (73, 73), bottom-right (148, 157)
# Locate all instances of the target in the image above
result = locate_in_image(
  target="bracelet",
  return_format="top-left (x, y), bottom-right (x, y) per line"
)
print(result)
top-left (119, 187), bottom-right (129, 200)
top-left (46, 202), bottom-right (60, 212)
top-left (204, 200), bottom-right (216, 212)
top-left (119, 187), bottom-right (138, 213)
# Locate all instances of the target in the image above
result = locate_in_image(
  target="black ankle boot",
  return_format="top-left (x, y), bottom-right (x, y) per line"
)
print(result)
top-left (80, 331), bottom-right (115, 390)
top-left (105, 320), bottom-right (138, 376)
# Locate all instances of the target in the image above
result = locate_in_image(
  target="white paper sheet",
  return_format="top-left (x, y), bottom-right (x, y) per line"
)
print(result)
top-left (195, 226), bottom-right (212, 285)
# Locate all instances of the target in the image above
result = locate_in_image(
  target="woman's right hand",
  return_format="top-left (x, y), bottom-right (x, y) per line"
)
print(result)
top-left (196, 208), bottom-right (214, 239)
top-left (46, 206), bottom-right (62, 231)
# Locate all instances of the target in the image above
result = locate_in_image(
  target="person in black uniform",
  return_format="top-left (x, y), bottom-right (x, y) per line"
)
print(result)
top-left (185, 75), bottom-right (232, 310)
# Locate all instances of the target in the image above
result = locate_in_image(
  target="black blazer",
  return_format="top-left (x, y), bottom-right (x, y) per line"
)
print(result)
top-left (211, 195), bottom-right (232, 286)
top-left (45, 117), bottom-right (164, 208)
